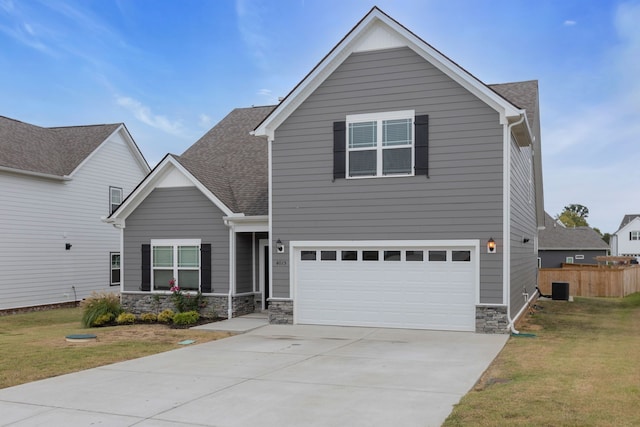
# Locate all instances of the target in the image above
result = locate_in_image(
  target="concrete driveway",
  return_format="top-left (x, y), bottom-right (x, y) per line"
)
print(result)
top-left (0, 324), bottom-right (507, 427)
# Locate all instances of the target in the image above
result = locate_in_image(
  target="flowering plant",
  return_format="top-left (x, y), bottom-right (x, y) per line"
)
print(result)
top-left (169, 278), bottom-right (207, 313)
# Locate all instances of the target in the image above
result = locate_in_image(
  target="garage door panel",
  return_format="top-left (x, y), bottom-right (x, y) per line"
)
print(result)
top-left (295, 245), bottom-right (477, 331)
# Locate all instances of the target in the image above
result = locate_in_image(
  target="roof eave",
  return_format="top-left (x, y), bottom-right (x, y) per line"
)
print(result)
top-left (0, 165), bottom-right (70, 181)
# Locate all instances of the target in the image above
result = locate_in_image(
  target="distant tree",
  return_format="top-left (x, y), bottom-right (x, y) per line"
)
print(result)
top-left (602, 233), bottom-right (611, 245)
top-left (557, 204), bottom-right (589, 227)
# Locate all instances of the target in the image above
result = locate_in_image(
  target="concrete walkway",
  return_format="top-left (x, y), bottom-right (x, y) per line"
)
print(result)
top-left (0, 319), bottom-right (507, 427)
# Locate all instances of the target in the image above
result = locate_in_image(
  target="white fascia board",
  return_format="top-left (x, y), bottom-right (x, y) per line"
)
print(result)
top-left (111, 155), bottom-right (238, 221)
top-left (0, 165), bottom-right (70, 181)
top-left (223, 215), bottom-right (269, 232)
top-left (254, 9), bottom-right (521, 138)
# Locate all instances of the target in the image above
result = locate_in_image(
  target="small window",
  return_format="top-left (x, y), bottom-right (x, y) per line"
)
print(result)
top-left (566, 257), bottom-right (574, 264)
top-left (575, 255), bottom-right (585, 260)
top-left (110, 186), bottom-right (123, 214)
top-left (301, 251), bottom-right (317, 261)
top-left (321, 251), bottom-right (337, 261)
top-left (406, 250), bottom-right (424, 261)
top-left (428, 251), bottom-right (447, 262)
top-left (110, 252), bottom-right (120, 286)
top-left (341, 251), bottom-right (358, 261)
top-left (362, 250), bottom-right (379, 261)
top-left (452, 251), bottom-right (471, 262)
top-left (631, 231), bottom-right (640, 241)
top-left (384, 251), bottom-right (401, 261)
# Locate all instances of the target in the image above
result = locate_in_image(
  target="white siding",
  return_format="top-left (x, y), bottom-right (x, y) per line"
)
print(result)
top-left (615, 218), bottom-right (640, 257)
top-left (0, 130), bottom-right (148, 310)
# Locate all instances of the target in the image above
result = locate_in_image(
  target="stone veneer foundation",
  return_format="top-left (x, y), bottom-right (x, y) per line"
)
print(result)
top-left (475, 305), bottom-right (509, 333)
top-left (268, 300), bottom-right (293, 324)
top-left (121, 293), bottom-right (255, 318)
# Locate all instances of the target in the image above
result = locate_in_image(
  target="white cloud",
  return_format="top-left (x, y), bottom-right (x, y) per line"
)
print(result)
top-left (198, 113), bottom-right (212, 128)
top-left (235, 0), bottom-right (270, 69)
top-left (116, 95), bottom-right (184, 136)
top-left (563, 20), bottom-right (577, 26)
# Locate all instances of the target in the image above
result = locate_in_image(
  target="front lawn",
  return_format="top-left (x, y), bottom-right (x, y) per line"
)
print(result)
top-left (444, 293), bottom-right (640, 426)
top-left (0, 308), bottom-right (231, 389)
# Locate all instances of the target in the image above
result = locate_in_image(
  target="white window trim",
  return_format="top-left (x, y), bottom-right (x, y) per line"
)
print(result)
top-left (150, 239), bottom-right (201, 292)
top-left (110, 186), bottom-right (123, 214)
top-left (630, 231), bottom-right (640, 241)
top-left (110, 252), bottom-right (120, 286)
top-left (346, 110), bottom-right (415, 179)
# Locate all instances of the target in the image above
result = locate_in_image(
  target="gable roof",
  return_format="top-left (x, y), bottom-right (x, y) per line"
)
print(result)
top-left (616, 214), bottom-right (640, 232)
top-left (110, 106), bottom-right (274, 221)
top-left (539, 212), bottom-right (609, 250)
top-left (254, 6), bottom-right (530, 141)
top-left (0, 115), bottom-right (146, 178)
top-left (177, 106), bottom-right (275, 216)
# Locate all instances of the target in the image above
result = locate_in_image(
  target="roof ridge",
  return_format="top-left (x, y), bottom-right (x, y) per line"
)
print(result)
top-left (48, 123), bottom-right (121, 130)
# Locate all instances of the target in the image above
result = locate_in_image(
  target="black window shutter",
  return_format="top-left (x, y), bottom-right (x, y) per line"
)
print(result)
top-left (333, 121), bottom-right (346, 180)
top-left (141, 244), bottom-right (151, 291)
top-left (201, 244), bottom-right (212, 293)
top-left (414, 115), bottom-right (429, 177)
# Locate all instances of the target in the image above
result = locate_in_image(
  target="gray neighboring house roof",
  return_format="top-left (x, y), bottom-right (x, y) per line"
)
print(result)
top-left (0, 115), bottom-right (122, 177)
top-left (616, 214), bottom-right (640, 232)
top-left (539, 212), bottom-right (609, 250)
top-left (176, 105), bottom-right (276, 216)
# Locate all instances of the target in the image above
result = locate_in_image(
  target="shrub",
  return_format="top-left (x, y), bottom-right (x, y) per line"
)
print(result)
top-left (81, 292), bottom-right (122, 327)
top-left (169, 281), bottom-right (208, 313)
top-left (139, 312), bottom-right (157, 323)
top-left (116, 312), bottom-right (136, 324)
top-left (157, 309), bottom-right (175, 324)
top-left (172, 311), bottom-right (199, 326)
top-left (93, 312), bottom-right (115, 326)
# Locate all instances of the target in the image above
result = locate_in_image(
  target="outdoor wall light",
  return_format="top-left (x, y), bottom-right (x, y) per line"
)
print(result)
top-left (65, 243), bottom-right (72, 250)
top-left (487, 238), bottom-right (496, 254)
top-left (522, 237), bottom-right (530, 244)
top-left (276, 239), bottom-right (285, 254)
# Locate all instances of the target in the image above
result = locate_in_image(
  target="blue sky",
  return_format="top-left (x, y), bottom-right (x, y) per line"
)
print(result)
top-left (1, 0), bottom-right (639, 233)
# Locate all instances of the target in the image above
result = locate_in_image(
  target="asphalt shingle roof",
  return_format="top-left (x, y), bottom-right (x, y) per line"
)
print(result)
top-left (177, 106), bottom-right (275, 216)
top-left (0, 116), bottom-right (121, 177)
top-left (539, 212), bottom-right (609, 250)
top-left (489, 80), bottom-right (539, 131)
top-left (617, 214), bottom-right (640, 232)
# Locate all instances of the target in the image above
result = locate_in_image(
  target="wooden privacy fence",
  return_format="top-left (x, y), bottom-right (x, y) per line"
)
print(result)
top-left (538, 264), bottom-right (640, 298)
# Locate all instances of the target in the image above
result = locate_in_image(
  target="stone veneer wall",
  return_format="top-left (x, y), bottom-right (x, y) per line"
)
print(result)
top-left (269, 300), bottom-right (293, 324)
top-left (476, 306), bottom-right (509, 333)
top-left (121, 293), bottom-right (255, 319)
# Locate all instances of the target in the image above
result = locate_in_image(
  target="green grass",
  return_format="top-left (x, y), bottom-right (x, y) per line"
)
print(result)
top-left (0, 308), bottom-right (231, 389)
top-left (443, 293), bottom-right (640, 426)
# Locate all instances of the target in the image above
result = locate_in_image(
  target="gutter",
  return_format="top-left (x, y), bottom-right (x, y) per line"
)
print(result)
top-left (505, 113), bottom-right (526, 334)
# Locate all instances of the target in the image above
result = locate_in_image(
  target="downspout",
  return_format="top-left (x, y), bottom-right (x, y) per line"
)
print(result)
top-left (228, 224), bottom-right (235, 319)
top-left (505, 113), bottom-right (526, 334)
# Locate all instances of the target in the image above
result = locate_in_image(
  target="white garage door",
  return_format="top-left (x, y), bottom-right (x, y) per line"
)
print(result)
top-left (294, 243), bottom-right (477, 331)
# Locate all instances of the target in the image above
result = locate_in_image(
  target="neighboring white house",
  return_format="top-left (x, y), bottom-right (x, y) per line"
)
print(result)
top-left (0, 116), bottom-right (149, 311)
top-left (611, 214), bottom-right (640, 260)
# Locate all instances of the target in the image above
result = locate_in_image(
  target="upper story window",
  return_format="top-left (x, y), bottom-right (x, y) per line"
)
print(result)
top-left (630, 231), bottom-right (640, 241)
top-left (110, 186), bottom-right (123, 214)
top-left (346, 111), bottom-right (415, 178)
top-left (333, 111), bottom-right (428, 180)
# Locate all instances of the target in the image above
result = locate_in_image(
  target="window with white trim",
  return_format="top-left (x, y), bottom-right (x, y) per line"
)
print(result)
top-left (630, 231), bottom-right (640, 241)
top-left (346, 110), bottom-right (415, 178)
top-left (110, 252), bottom-right (120, 286)
top-left (151, 239), bottom-right (200, 291)
top-left (110, 186), bottom-right (123, 214)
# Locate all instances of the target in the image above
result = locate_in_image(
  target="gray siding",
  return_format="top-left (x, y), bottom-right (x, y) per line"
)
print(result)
top-left (235, 233), bottom-right (253, 293)
top-left (539, 250), bottom-right (607, 268)
top-left (271, 47), bottom-right (504, 301)
top-left (123, 187), bottom-right (230, 293)
top-left (509, 142), bottom-right (537, 317)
